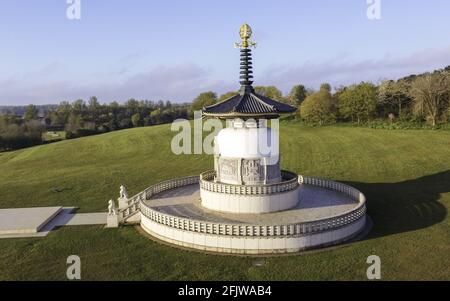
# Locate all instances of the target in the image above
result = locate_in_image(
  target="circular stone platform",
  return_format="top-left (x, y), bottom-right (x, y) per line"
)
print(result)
top-left (139, 175), bottom-right (367, 254)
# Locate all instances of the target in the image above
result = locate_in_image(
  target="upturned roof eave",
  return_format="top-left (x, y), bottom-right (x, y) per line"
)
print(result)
top-left (201, 111), bottom-right (281, 119)
top-left (202, 92), bottom-right (297, 116)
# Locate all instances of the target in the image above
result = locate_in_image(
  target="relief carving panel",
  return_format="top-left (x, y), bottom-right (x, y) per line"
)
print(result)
top-left (242, 159), bottom-right (263, 183)
top-left (218, 158), bottom-right (238, 183)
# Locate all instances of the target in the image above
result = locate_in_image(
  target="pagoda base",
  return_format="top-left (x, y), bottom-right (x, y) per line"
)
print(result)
top-left (200, 170), bottom-right (300, 214)
top-left (141, 215), bottom-right (366, 255)
top-left (138, 174), bottom-right (368, 255)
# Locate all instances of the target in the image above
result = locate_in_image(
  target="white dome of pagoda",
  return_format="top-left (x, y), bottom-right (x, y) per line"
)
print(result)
top-left (216, 127), bottom-right (278, 160)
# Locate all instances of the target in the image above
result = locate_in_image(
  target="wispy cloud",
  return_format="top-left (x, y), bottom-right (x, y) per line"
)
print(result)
top-left (116, 52), bottom-right (146, 75)
top-left (1, 45), bottom-right (449, 105)
top-left (97, 63), bottom-right (232, 102)
top-left (0, 63), bottom-right (233, 105)
top-left (258, 45), bottom-right (450, 91)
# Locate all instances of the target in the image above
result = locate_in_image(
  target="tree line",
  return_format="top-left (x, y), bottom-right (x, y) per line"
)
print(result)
top-left (0, 115), bottom-right (44, 151)
top-left (300, 68), bottom-right (450, 126)
top-left (192, 66), bottom-right (450, 127)
top-left (0, 99), bottom-right (191, 151)
top-left (193, 66), bottom-right (450, 127)
top-left (1, 65), bottom-right (449, 151)
top-left (51, 98), bottom-right (191, 138)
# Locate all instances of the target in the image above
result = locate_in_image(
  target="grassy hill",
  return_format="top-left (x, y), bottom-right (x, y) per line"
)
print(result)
top-left (0, 123), bottom-right (449, 280)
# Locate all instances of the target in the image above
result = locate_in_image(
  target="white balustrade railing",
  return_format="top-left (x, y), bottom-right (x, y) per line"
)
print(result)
top-left (200, 170), bottom-right (299, 195)
top-left (139, 175), bottom-right (367, 237)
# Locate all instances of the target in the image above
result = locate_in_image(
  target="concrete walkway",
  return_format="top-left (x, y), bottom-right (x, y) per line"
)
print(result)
top-left (0, 207), bottom-right (63, 235)
top-left (51, 208), bottom-right (107, 226)
top-left (0, 207), bottom-right (107, 239)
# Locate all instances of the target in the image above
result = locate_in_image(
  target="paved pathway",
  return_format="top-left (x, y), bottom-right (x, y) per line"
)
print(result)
top-left (51, 208), bottom-right (107, 226)
top-left (0, 207), bottom-right (62, 235)
top-left (0, 207), bottom-right (107, 239)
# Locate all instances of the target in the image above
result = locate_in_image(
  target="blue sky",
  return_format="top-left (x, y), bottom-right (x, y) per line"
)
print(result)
top-left (0, 0), bottom-right (449, 105)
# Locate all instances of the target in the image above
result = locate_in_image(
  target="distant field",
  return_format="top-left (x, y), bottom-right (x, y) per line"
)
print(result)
top-left (43, 131), bottom-right (66, 141)
top-left (0, 123), bottom-right (449, 280)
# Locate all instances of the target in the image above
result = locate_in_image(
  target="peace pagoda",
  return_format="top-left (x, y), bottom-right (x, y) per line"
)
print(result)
top-left (109, 24), bottom-right (368, 254)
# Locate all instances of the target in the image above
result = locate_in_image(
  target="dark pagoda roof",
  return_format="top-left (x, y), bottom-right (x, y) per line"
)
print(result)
top-left (202, 87), bottom-right (297, 119)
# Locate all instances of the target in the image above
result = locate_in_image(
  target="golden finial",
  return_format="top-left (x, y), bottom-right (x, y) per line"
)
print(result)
top-left (234, 23), bottom-right (257, 49)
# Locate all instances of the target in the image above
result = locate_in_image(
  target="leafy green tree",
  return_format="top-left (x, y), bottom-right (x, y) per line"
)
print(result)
top-left (320, 83), bottom-right (332, 93)
top-left (0, 119), bottom-right (43, 150)
top-left (254, 86), bottom-right (284, 101)
top-left (300, 89), bottom-right (336, 125)
top-left (24, 120), bottom-right (44, 143)
top-left (164, 100), bottom-right (172, 109)
top-left (65, 112), bottom-right (82, 133)
top-left (338, 82), bottom-right (378, 124)
top-left (87, 96), bottom-right (101, 127)
top-left (119, 118), bottom-right (132, 128)
top-left (409, 72), bottom-right (450, 126)
top-left (378, 80), bottom-right (411, 119)
top-left (143, 117), bottom-right (151, 126)
top-left (288, 85), bottom-right (308, 107)
top-left (191, 92), bottom-right (217, 112)
top-left (131, 113), bottom-right (141, 127)
top-left (88, 96), bottom-right (100, 110)
top-left (149, 108), bottom-right (162, 124)
top-left (0, 114), bottom-right (20, 127)
top-left (125, 98), bottom-right (140, 116)
top-left (52, 101), bottom-right (71, 125)
top-left (24, 104), bottom-right (39, 121)
top-left (72, 99), bottom-right (86, 112)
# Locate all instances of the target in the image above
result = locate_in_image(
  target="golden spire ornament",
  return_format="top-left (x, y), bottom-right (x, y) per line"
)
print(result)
top-left (234, 23), bottom-right (257, 49)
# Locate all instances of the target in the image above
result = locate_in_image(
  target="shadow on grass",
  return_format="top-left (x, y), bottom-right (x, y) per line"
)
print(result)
top-left (346, 170), bottom-right (449, 239)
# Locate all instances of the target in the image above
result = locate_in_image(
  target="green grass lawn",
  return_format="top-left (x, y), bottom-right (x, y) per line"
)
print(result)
top-left (0, 123), bottom-right (449, 280)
